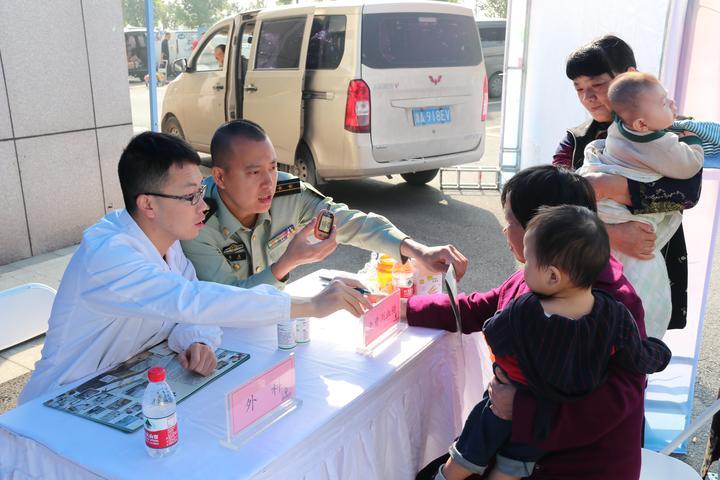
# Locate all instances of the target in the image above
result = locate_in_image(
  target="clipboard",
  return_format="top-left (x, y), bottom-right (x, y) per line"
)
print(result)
top-left (444, 264), bottom-right (462, 333)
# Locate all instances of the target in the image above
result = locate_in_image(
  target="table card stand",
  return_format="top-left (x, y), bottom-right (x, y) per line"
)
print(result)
top-left (221, 354), bottom-right (302, 450)
top-left (357, 290), bottom-right (405, 356)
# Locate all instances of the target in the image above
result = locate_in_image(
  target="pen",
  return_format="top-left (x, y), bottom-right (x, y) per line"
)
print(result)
top-left (321, 279), bottom-right (371, 295)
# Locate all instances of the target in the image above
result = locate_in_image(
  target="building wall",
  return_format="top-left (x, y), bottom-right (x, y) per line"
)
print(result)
top-left (0, 0), bottom-right (132, 264)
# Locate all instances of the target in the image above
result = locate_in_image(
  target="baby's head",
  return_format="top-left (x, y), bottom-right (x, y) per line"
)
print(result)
top-left (523, 205), bottom-right (609, 296)
top-left (608, 71), bottom-right (674, 132)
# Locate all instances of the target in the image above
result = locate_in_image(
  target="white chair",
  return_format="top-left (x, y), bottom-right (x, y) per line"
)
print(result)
top-left (640, 398), bottom-right (720, 479)
top-left (641, 449), bottom-right (702, 479)
top-left (0, 283), bottom-right (56, 351)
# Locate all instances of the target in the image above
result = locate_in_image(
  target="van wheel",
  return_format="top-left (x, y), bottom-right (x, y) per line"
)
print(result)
top-left (291, 146), bottom-right (319, 186)
top-left (401, 169), bottom-right (439, 186)
top-left (162, 116), bottom-right (185, 140)
top-left (488, 73), bottom-right (503, 98)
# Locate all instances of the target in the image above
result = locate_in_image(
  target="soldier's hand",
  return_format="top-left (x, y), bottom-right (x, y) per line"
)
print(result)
top-left (178, 342), bottom-right (217, 376)
top-left (280, 217), bottom-right (338, 270)
top-left (271, 217), bottom-right (339, 280)
top-left (310, 279), bottom-right (372, 318)
top-left (405, 242), bottom-right (469, 281)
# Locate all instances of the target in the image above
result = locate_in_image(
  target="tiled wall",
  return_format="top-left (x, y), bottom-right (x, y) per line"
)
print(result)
top-left (0, 0), bottom-right (132, 264)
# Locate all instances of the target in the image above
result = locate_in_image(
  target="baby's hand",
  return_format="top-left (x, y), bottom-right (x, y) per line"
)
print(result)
top-left (677, 130), bottom-right (698, 139)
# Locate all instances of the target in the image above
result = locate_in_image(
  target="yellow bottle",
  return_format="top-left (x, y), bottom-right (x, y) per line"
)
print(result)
top-left (376, 254), bottom-right (395, 293)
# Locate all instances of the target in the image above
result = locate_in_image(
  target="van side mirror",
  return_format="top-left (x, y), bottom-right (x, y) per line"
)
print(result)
top-left (173, 58), bottom-right (188, 74)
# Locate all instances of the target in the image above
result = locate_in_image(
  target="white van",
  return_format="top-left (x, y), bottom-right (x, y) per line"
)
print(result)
top-left (162, 1), bottom-right (488, 185)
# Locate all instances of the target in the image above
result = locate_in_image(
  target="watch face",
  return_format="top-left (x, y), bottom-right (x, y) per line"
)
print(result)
top-left (319, 214), bottom-right (333, 233)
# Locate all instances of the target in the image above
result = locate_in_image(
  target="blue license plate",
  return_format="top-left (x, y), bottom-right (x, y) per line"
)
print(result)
top-left (412, 106), bottom-right (451, 126)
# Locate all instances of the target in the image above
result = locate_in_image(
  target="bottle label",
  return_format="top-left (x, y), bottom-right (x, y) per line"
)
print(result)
top-left (415, 274), bottom-right (442, 295)
top-left (295, 318), bottom-right (310, 343)
top-left (397, 285), bottom-right (415, 299)
top-left (393, 274), bottom-right (415, 299)
top-left (277, 321), bottom-right (296, 350)
top-left (144, 413), bottom-right (179, 449)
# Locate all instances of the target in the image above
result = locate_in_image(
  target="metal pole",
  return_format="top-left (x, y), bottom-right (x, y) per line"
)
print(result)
top-left (660, 398), bottom-right (720, 455)
top-left (145, 0), bottom-right (158, 131)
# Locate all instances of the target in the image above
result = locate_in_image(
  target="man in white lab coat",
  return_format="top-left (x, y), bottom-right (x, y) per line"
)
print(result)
top-left (19, 132), bottom-right (370, 404)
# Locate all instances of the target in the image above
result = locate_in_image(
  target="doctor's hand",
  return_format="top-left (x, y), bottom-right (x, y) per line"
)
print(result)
top-left (400, 238), bottom-right (468, 281)
top-left (606, 221), bottom-right (656, 260)
top-left (271, 217), bottom-right (338, 281)
top-left (178, 342), bottom-right (217, 376)
top-left (291, 279), bottom-right (373, 319)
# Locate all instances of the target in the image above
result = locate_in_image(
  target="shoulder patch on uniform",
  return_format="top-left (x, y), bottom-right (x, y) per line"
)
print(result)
top-left (203, 197), bottom-right (218, 224)
top-left (275, 178), bottom-right (301, 197)
top-left (304, 182), bottom-right (326, 200)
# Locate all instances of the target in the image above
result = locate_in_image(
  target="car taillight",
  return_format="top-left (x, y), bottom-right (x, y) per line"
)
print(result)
top-left (481, 74), bottom-right (489, 122)
top-left (345, 79), bottom-right (370, 133)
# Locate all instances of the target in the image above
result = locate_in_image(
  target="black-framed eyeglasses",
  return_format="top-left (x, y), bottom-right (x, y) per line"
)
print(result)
top-left (140, 184), bottom-right (207, 206)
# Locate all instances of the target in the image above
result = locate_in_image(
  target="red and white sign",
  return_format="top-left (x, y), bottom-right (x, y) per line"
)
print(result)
top-left (227, 356), bottom-right (296, 436)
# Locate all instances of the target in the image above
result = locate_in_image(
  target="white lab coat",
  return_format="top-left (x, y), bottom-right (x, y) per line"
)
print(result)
top-left (20, 210), bottom-right (291, 404)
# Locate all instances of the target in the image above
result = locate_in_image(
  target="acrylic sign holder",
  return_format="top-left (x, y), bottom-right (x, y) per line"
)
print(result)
top-left (357, 290), bottom-right (405, 356)
top-left (221, 354), bottom-right (301, 450)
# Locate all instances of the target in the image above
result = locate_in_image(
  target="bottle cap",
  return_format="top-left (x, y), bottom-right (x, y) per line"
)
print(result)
top-left (147, 366), bottom-right (166, 383)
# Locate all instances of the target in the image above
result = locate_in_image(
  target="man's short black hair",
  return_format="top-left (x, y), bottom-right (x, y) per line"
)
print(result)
top-left (118, 131), bottom-right (200, 215)
top-left (565, 34), bottom-right (637, 80)
top-left (210, 119), bottom-right (267, 170)
top-left (500, 165), bottom-right (597, 229)
top-left (526, 205), bottom-right (610, 289)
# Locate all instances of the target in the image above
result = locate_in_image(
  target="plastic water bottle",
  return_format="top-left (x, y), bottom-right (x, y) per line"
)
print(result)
top-left (392, 260), bottom-right (416, 299)
top-left (357, 252), bottom-right (378, 292)
top-left (142, 366), bottom-right (178, 457)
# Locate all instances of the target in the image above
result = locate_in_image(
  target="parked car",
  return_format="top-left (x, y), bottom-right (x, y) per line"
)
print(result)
top-left (476, 19), bottom-right (506, 98)
top-left (162, 2), bottom-right (488, 186)
top-left (125, 28), bottom-right (201, 82)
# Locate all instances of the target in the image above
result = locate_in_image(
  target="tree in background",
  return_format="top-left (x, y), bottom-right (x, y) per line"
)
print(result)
top-left (122, 0), bottom-right (170, 28)
top-left (122, 0), bottom-right (234, 29)
top-left (477, 0), bottom-right (507, 18)
top-left (241, 0), bottom-right (266, 10)
top-left (167, 0), bottom-right (233, 29)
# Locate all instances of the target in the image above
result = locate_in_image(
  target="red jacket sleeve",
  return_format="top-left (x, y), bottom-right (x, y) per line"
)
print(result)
top-left (406, 286), bottom-right (502, 334)
top-left (552, 132), bottom-right (575, 168)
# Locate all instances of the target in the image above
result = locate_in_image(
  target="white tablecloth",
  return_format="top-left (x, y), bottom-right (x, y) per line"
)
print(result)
top-left (0, 270), bottom-right (493, 480)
